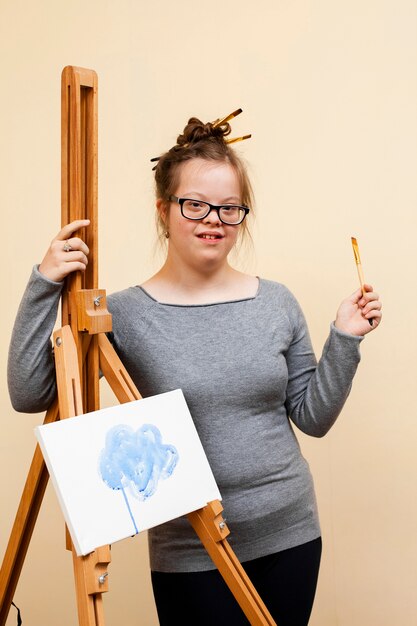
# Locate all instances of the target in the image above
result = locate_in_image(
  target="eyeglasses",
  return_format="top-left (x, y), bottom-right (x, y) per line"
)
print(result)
top-left (169, 195), bottom-right (250, 225)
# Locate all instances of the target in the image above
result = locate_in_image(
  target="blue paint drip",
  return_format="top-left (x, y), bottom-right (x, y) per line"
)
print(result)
top-left (99, 423), bottom-right (179, 532)
top-left (120, 485), bottom-right (139, 535)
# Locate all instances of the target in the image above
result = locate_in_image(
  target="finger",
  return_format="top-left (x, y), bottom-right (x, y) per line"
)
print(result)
top-left (60, 260), bottom-right (89, 276)
top-left (359, 291), bottom-right (380, 307)
top-left (349, 288), bottom-right (364, 305)
top-left (62, 250), bottom-right (89, 266)
top-left (365, 309), bottom-right (382, 325)
top-left (59, 236), bottom-right (90, 256)
top-left (365, 297), bottom-right (382, 309)
top-left (56, 220), bottom-right (90, 241)
top-left (362, 299), bottom-right (382, 316)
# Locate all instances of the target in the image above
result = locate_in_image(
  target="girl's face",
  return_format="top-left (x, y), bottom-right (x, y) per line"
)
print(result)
top-left (160, 158), bottom-right (242, 272)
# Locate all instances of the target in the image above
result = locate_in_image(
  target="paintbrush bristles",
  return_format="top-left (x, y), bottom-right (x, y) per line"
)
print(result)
top-left (351, 236), bottom-right (369, 304)
top-left (351, 236), bottom-right (361, 265)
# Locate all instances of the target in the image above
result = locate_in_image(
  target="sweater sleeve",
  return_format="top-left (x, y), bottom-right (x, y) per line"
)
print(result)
top-left (285, 299), bottom-right (363, 437)
top-left (7, 266), bottom-right (63, 413)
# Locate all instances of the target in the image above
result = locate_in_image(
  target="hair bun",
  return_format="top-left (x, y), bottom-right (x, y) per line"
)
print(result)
top-left (176, 117), bottom-right (231, 147)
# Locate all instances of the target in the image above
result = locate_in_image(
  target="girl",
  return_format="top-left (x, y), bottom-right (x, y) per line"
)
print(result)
top-left (8, 115), bottom-right (382, 625)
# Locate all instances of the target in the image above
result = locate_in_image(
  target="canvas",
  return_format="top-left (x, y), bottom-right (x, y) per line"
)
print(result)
top-left (35, 389), bottom-right (221, 556)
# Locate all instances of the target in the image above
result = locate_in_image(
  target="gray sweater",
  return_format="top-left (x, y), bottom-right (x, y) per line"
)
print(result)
top-left (8, 267), bottom-right (363, 572)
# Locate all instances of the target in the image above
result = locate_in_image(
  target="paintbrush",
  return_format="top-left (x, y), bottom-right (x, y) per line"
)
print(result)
top-left (351, 236), bottom-right (373, 326)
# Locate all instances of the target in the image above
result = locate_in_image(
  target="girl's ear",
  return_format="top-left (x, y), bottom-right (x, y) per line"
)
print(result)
top-left (156, 198), bottom-right (169, 225)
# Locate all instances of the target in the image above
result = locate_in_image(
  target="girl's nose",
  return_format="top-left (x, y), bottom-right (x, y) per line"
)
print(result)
top-left (202, 207), bottom-right (221, 225)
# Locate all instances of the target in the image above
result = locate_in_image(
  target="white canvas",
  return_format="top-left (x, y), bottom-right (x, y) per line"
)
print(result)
top-left (35, 389), bottom-right (221, 556)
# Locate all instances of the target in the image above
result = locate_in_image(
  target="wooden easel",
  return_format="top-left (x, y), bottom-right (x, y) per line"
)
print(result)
top-left (0, 66), bottom-right (276, 626)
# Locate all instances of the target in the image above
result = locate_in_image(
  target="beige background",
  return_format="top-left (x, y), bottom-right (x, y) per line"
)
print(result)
top-left (1, 1), bottom-right (416, 624)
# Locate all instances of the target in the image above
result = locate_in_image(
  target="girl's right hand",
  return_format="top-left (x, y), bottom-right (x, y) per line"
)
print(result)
top-left (39, 219), bottom-right (90, 282)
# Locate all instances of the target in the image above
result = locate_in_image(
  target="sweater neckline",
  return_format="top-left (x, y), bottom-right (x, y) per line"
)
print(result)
top-left (136, 277), bottom-right (262, 308)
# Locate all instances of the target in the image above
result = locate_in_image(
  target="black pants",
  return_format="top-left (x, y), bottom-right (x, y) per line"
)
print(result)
top-left (151, 537), bottom-right (322, 626)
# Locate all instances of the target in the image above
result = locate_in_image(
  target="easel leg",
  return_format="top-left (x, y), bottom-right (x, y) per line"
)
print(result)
top-left (188, 502), bottom-right (277, 626)
top-left (69, 544), bottom-right (111, 626)
top-left (98, 333), bottom-right (142, 403)
top-left (54, 325), bottom-right (111, 626)
top-left (0, 401), bottom-right (59, 626)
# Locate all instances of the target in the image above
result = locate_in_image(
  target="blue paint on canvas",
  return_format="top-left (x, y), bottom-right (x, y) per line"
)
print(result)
top-left (99, 423), bottom-right (179, 535)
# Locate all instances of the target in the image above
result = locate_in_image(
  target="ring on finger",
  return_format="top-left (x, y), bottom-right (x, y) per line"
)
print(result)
top-left (63, 240), bottom-right (72, 252)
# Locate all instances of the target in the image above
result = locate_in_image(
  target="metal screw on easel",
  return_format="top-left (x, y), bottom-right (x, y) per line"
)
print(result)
top-left (94, 296), bottom-right (103, 307)
top-left (98, 572), bottom-right (108, 584)
top-left (55, 337), bottom-right (62, 347)
top-left (219, 521), bottom-right (226, 530)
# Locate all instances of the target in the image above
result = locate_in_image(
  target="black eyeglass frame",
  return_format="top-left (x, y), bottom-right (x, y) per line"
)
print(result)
top-left (169, 195), bottom-right (250, 225)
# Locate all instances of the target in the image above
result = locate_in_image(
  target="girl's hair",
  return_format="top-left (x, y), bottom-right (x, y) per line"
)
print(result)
top-left (153, 116), bottom-right (254, 243)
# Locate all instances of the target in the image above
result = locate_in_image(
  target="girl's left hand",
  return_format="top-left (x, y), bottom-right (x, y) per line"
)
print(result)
top-left (335, 284), bottom-right (382, 336)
